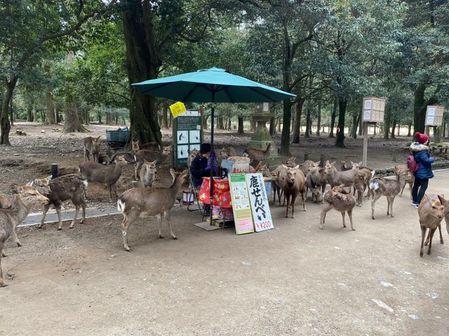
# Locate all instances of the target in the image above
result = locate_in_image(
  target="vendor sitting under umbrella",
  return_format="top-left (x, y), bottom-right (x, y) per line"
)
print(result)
top-left (190, 143), bottom-right (218, 214)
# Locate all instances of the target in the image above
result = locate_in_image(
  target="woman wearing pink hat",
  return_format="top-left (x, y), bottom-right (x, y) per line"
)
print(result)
top-left (410, 132), bottom-right (435, 208)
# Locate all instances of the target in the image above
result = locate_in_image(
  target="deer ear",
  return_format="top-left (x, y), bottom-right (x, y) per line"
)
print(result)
top-left (437, 195), bottom-right (447, 205)
top-left (293, 165), bottom-right (300, 170)
top-left (281, 164), bottom-right (288, 169)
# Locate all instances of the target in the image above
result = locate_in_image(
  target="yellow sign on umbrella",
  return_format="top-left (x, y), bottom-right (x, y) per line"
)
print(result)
top-left (169, 101), bottom-right (187, 118)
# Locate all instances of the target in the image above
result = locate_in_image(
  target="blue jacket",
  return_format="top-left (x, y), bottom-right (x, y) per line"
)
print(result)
top-left (190, 155), bottom-right (210, 188)
top-left (410, 143), bottom-right (434, 179)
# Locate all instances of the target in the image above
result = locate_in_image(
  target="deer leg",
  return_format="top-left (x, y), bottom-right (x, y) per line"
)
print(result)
top-left (38, 203), bottom-right (51, 229)
top-left (121, 211), bottom-right (137, 252)
top-left (341, 212), bottom-right (346, 228)
top-left (157, 214), bottom-right (164, 239)
top-left (165, 211), bottom-right (177, 240)
top-left (427, 228), bottom-right (437, 255)
top-left (10, 223), bottom-right (21, 247)
top-left (69, 205), bottom-right (79, 229)
top-left (285, 195), bottom-right (289, 218)
top-left (347, 209), bottom-right (355, 231)
top-left (400, 182), bottom-right (406, 197)
top-left (319, 204), bottom-right (333, 229)
top-left (301, 191), bottom-right (307, 212)
top-left (0, 245), bottom-right (6, 287)
top-left (420, 225), bottom-right (427, 257)
top-left (80, 202), bottom-right (86, 224)
top-left (371, 193), bottom-right (381, 220)
top-left (438, 223), bottom-right (444, 244)
top-left (386, 197), bottom-right (391, 216)
top-left (291, 194), bottom-right (297, 218)
top-left (390, 197), bottom-right (396, 217)
top-left (56, 206), bottom-right (63, 231)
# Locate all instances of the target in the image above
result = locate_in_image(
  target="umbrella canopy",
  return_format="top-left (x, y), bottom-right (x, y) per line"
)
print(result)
top-left (132, 67), bottom-right (295, 103)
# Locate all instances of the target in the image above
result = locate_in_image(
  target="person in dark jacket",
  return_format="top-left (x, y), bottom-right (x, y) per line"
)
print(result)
top-left (410, 132), bottom-right (435, 208)
top-left (190, 143), bottom-right (212, 188)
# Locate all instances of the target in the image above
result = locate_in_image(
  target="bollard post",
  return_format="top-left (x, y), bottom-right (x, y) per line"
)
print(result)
top-left (50, 163), bottom-right (59, 179)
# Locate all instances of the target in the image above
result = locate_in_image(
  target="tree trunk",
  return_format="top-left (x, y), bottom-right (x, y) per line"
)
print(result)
top-left (391, 119), bottom-right (396, 139)
top-left (64, 93), bottom-right (87, 133)
top-left (280, 99), bottom-right (293, 155)
top-left (97, 110), bottom-right (103, 124)
top-left (227, 117), bottom-right (232, 130)
top-left (329, 97), bottom-right (337, 138)
top-left (161, 100), bottom-right (169, 129)
top-left (122, 0), bottom-right (162, 146)
top-left (408, 122), bottom-right (412, 137)
top-left (269, 116), bottom-right (275, 136)
top-left (292, 99), bottom-right (305, 143)
top-left (316, 100), bottom-right (321, 136)
top-left (46, 92), bottom-right (56, 124)
top-left (397, 121), bottom-right (401, 137)
top-left (351, 113), bottom-right (359, 139)
top-left (305, 103), bottom-right (312, 138)
top-left (216, 115), bottom-right (224, 129)
top-left (27, 104), bottom-right (34, 122)
top-left (413, 83), bottom-right (427, 133)
top-left (335, 97), bottom-right (347, 147)
top-left (384, 105), bottom-right (391, 139)
top-left (237, 116), bottom-right (244, 134)
top-left (106, 109), bottom-right (114, 124)
top-left (1, 76), bottom-right (18, 145)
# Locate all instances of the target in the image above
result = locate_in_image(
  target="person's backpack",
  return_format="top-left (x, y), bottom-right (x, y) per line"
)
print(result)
top-left (407, 153), bottom-right (418, 173)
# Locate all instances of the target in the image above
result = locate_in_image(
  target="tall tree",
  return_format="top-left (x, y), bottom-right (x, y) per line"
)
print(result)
top-left (0, 0), bottom-right (114, 145)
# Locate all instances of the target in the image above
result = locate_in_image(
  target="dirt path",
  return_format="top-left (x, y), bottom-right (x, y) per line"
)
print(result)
top-left (1, 169), bottom-right (449, 335)
top-left (1, 122), bottom-right (448, 335)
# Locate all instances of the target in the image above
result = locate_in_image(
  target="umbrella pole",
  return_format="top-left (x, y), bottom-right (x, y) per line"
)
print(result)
top-left (209, 103), bottom-right (215, 225)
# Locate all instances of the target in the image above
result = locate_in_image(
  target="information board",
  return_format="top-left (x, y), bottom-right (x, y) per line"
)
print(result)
top-left (245, 173), bottom-right (274, 232)
top-left (173, 110), bottom-right (202, 168)
top-left (229, 174), bottom-right (254, 235)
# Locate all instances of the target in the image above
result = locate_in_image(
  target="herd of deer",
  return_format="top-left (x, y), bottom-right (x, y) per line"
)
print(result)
top-left (0, 139), bottom-right (448, 287)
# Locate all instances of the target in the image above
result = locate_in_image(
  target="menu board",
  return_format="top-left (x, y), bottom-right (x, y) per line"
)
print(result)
top-left (229, 174), bottom-right (254, 235)
top-left (246, 173), bottom-right (274, 232)
top-left (173, 110), bottom-right (202, 168)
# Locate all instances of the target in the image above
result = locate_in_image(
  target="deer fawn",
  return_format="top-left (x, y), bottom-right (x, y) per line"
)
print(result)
top-left (83, 136), bottom-right (101, 162)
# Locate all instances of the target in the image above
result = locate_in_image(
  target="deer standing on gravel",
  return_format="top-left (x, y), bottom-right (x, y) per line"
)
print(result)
top-left (83, 136), bottom-right (101, 162)
top-left (137, 160), bottom-right (158, 187)
top-left (283, 165), bottom-right (306, 218)
top-left (418, 194), bottom-right (449, 257)
top-left (394, 165), bottom-right (414, 198)
top-left (320, 185), bottom-right (356, 231)
top-left (79, 155), bottom-right (128, 201)
top-left (117, 169), bottom-right (189, 251)
top-left (33, 174), bottom-right (88, 231)
top-left (369, 174), bottom-right (402, 220)
top-left (133, 146), bottom-right (171, 180)
top-left (0, 185), bottom-right (49, 287)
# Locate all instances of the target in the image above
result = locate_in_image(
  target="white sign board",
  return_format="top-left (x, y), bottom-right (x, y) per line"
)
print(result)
top-left (362, 97), bottom-right (386, 123)
top-left (229, 174), bottom-right (254, 235)
top-left (245, 173), bottom-right (274, 232)
top-left (425, 105), bottom-right (444, 126)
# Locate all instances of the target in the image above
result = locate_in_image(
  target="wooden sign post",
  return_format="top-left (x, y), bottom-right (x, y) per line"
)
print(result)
top-left (425, 105), bottom-right (445, 144)
top-left (362, 97), bottom-right (386, 166)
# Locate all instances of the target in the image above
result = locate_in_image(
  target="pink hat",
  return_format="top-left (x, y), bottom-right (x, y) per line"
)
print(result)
top-left (415, 132), bottom-right (429, 144)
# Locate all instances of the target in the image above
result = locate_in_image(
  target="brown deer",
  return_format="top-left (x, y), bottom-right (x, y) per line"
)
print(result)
top-left (271, 164), bottom-right (288, 205)
top-left (79, 155), bottom-right (128, 201)
top-left (34, 174), bottom-right (88, 231)
top-left (394, 165), bottom-right (414, 198)
top-left (1, 185), bottom-right (49, 287)
top-left (83, 136), bottom-right (101, 162)
top-left (133, 146), bottom-right (171, 180)
top-left (369, 175), bottom-right (402, 220)
top-left (244, 143), bottom-right (271, 166)
top-left (283, 165), bottom-right (306, 218)
top-left (117, 170), bottom-right (189, 251)
top-left (418, 194), bottom-right (449, 257)
top-left (320, 185), bottom-right (356, 231)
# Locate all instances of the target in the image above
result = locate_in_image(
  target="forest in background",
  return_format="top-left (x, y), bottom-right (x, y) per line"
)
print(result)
top-left (1, 0), bottom-right (448, 153)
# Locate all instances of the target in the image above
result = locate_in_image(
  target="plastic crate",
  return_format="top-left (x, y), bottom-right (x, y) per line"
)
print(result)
top-left (106, 129), bottom-right (129, 143)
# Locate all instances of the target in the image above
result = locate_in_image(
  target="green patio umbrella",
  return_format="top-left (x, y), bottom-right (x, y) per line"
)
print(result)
top-left (132, 67), bottom-right (295, 223)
